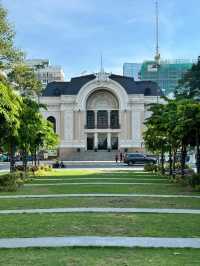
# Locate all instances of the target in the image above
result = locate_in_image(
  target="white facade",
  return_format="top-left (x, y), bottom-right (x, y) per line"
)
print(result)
top-left (40, 72), bottom-right (160, 159)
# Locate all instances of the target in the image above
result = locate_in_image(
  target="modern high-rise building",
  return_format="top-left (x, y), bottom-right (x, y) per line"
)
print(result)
top-left (139, 59), bottom-right (195, 95)
top-left (123, 63), bottom-right (142, 81)
top-left (25, 59), bottom-right (65, 87)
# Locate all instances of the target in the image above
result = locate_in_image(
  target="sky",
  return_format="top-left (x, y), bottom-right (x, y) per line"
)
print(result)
top-left (2, 0), bottom-right (200, 80)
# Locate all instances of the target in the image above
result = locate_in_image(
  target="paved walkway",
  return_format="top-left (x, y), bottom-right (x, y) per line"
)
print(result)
top-left (34, 178), bottom-right (167, 181)
top-left (0, 193), bottom-right (200, 199)
top-left (0, 207), bottom-right (200, 215)
top-left (0, 162), bottom-right (144, 171)
top-left (25, 182), bottom-right (173, 186)
top-left (0, 236), bottom-right (200, 248)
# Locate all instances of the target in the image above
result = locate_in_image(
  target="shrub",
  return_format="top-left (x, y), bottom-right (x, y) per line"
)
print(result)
top-left (27, 165), bottom-right (39, 175)
top-left (37, 164), bottom-right (52, 172)
top-left (14, 165), bottom-right (52, 176)
top-left (34, 164), bottom-right (53, 176)
top-left (165, 162), bottom-right (190, 171)
top-left (144, 163), bottom-right (157, 172)
top-left (0, 172), bottom-right (24, 192)
top-left (187, 174), bottom-right (200, 191)
top-left (14, 165), bottom-right (25, 171)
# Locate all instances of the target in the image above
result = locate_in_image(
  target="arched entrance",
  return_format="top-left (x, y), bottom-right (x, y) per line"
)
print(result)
top-left (47, 116), bottom-right (56, 133)
top-left (85, 89), bottom-right (119, 150)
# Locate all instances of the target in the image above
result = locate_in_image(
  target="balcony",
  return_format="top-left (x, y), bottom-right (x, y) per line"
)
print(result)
top-left (110, 123), bottom-right (120, 129)
top-left (85, 124), bottom-right (120, 130)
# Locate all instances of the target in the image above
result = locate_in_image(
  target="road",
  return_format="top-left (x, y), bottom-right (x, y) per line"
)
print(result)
top-left (0, 161), bottom-right (144, 172)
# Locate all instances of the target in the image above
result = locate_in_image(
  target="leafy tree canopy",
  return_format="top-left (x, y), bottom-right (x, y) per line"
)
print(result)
top-left (175, 58), bottom-right (200, 99)
top-left (8, 64), bottom-right (43, 97)
top-left (0, 4), bottom-right (23, 69)
top-left (0, 82), bottom-right (21, 146)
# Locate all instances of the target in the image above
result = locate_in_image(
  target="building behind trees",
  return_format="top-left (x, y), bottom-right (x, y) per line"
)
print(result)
top-left (123, 59), bottom-right (195, 96)
top-left (25, 59), bottom-right (65, 88)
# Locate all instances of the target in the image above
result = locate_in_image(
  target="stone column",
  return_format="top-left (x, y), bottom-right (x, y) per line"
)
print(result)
top-left (64, 110), bottom-right (74, 142)
top-left (132, 111), bottom-right (140, 141)
top-left (107, 132), bottom-right (111, 149)
top-left (95, 111), bottom-right (97, 128)
top-left (94, 132), bottom-right (98, 149)
top-left (108, 110), bottom-right (111, 128)
top-left (60, 111), bottom-right (65, 141)
top-left (131, 105), bottom-right (144, 147)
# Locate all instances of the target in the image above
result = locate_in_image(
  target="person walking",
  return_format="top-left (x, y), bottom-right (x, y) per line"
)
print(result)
top-left (115, 153), bottom-right (118, 163)
top-left (120, 151), bottom-right (123, 162)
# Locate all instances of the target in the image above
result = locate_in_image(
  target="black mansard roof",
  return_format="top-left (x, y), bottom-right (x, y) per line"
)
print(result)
top-left (42, 74), bottom-right (162, 97)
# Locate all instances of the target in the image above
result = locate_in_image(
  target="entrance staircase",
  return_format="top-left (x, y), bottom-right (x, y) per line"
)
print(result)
top-left (64, 150), bottom-right (117, 162)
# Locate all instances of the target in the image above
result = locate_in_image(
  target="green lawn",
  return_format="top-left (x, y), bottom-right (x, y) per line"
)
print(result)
top-left (1, 182), bottom-right (197, 196)
top-left (0, 171), bottom-right (9, 175)
top-left (1, 169), bottom-right (199, 196)
top-left (0, 196), bottom-right (200, 210)
top-left (36, 169), bottom-right (152, 177)
top-left (0, 213), bottom-right (199, 238)
top-left (0, 169), bottom-right (199, 265)
top-left (35, 170), bottom-right (165, 179)
top-left (29, 178), bottom-right (169, 184)
top-left (0, 247), bottom-right (199, 266)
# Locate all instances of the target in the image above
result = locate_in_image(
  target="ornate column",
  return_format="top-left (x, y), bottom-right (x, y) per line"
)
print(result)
top-left (60, 103), bottom-right (74, 143)
top-left (95, 110), bottom-right (97, 128)
top-left (94, 132), bottom-right (98, 149)
top-left (108, 110), bottom-right (111, 128)
top-left (131, 104), bottom-right (144, 147)
top-left (64, 110), bottom-right (74, 141)
top-left (107, 132), bottom-right (111, 149)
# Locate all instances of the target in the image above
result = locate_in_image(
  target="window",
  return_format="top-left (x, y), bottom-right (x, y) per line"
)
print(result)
top-left (97, 111), bottom-right (108, 129)
top-left (47, 116), bottom-right (56, 132)
top-left (110, 110), bottom-right (119, 129)
top-left (87, 111), bottom-right (95, 129)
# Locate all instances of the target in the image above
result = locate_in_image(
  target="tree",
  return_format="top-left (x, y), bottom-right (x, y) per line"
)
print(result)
top-left (29, 119), bottom-right (59, 166)
top-left (144, 97), bottom-right (200, 177)
top-left (175, 58), bottom-right (200, 99)
top-left (144, 103), bottom-right (168, 174)
top-left (0, 82), bottom-right (21, 171)
top-left (0, 4), bottom-right (23, 70)
top-left (8, 64), bottom-right (43, 97)
top-left (161, 100), bottom-right (182, 176)
top-left (18, 98), bottom-right (59, 170)
top-left (0, 2), bottom-right (57, 173)
top-left (176, 100), bottom-right (200, 174)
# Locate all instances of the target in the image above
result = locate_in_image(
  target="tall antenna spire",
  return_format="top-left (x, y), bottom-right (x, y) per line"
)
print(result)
top-left (100, 52), bottom-right (104, 73)
top-left (155, 0), bottom-right (160, 63)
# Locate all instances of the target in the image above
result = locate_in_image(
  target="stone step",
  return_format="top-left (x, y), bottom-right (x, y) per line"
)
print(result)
top-left (65, 151), bottom-right (119, 161)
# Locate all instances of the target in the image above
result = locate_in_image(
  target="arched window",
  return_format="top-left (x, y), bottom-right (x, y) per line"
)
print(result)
top-left (87, 111), bottom-right (95, 129)
top-left (47, 116), bottom-right (56, 132)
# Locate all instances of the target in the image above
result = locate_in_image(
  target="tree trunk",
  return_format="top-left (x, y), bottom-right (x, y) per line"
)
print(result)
top-left (34, 146), bottom-right (37, 167)
top-left (172, 149), bottom-right (177, 178)
top-left (169, 145), bottom-right (173, 176)
top-left (196, 131), bottom-right (200, 174)
top-left (161, 144), bottom-right (165, 175)
top-left (37, 146), bottom-right (40, 166)
top-left (181, 143), bottom-right (187, 178)
top-left (22, 148), bottom-right (28, 172)
top-left (9, 141), bottom-right (15, 172)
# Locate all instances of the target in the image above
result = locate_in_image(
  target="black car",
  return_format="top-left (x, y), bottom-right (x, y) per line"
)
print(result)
top-left (124, 153), bottom-right (157, 165)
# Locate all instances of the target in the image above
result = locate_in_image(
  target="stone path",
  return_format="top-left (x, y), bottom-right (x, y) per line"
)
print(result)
top-left (0, 236), bottom-right (200, 249)
top-left (0, 193), bottom-right (200, 199)
top-left (25, 182), bottom-right (173, 186)
top-left (0, 207), bottom-right (200, 215)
